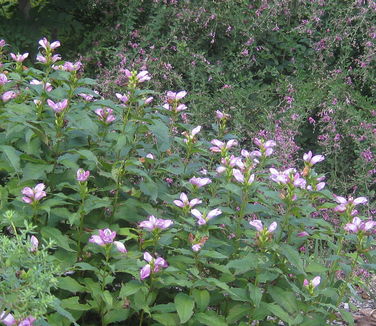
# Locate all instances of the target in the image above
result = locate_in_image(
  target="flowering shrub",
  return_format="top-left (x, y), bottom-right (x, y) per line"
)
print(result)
top-left (0, 38), bottom-right (375, 325)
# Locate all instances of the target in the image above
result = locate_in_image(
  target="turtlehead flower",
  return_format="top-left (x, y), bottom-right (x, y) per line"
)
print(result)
top-left (233, 169), bottom-right (255, 185)
top-left (10, 52), bottom-right (29, 62)
top-left (89, 228), bottom-right (127, 253)
top-left (210, 139), bottom-right (238, 153)
top-left (344, 217), bottom-right (376, 234)
top-left (53, 61), bottom-right (82, 72)
top-left (269, 168), bottom-right (296, 184)
top-left (333, 195), bottom-right (368, 213)
top-left (95, 108), bottom-right (116, 124)
top-left (254, 138), bottom-right (276, 156)
top-left (249, 220), bottom-right (277, 233)
top-left (293, 173), bottom-right (306, 189)
top-left (163, 103), bottom-right (187, 112)
top-left (191, 208), bottom-right (222, 225)
top-left (2, 91), bottom-right (17, 102)
top-left (115, 93), bottom-right (129, 104)
top-left (144, 96), bottom-right (153, 104)
top-left (0, 311), bottom-right (15, 326)
top-left (215, 110), bottom-right (230, 120)
top-left (139, 215), bottom-right (173, 231)
top-left (192, 244), bottom-right (202, 252)
top-left (189, 176), bottom-right (212, 188)
top-left (145, 153), bottom-right (155, 160)
top-left (30, 235), bottom-right (39, 252)
top-left (39, 37), bottom-right (60, 51)
top-left (30, 79), bottom-right (53, 92)
top-left (47, 99), bottom-right (68, 113)
top-left (0, 39), bottom-right (7, 47)
top-left (22, 183), bottom-right (47, 204)
top-left (166, 91), bottom-right (187, 103)
top-left (183, 125), bottom-right (201, 143)
top-left (303, 151), bottom-right (325, 166)
top-left (78, 93), bottom-right (94, 101)
top-left (77, 168), bottom-right (90, 182)
top-left (297, 231), bottom-right (309, 237)
top-left (304, 276), bottom-right (321, 294)
top-left (124, 69), bottom-right (151, 83)
top-left (140, 252), bottom-right (168, 280)
top-left (0, 73), bottom-right (8, 85)
top-left (173, 192), bottom-right (202, 208)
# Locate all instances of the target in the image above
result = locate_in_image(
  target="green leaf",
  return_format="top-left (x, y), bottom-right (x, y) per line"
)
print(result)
top-left (139, 180), bottom-right (158, 201)
top-left (196, 312), bottom-right (228, 326)
top-left (50, 299), bottom-right (79, 326)
top-left (57, 276), bottom-right (86, 293)
top-left (148, 119), bottom-right (170, 152)
top-left (226, 304), bottom-right (250, 324)
top-left (174, 293), bottom-right (195, 324)
top-left (268, 287), bottom-right (298, 314)
top-left (199, 250), bottom-right (228, 259)
top-left (339, 309), bottom-right (354, 326)
top-left (226, 253), bottom-right (257, 275)
top-left (41, 226), bottom-right (76, 252)
top-left (305, 262), bottom-right (328, 273)
top-left (151, 303), bottom-right (176, 313)
top-left (280, 244), bottom-right (304, 273)
top-left (104, 309), bottom-right (130, 324)
top-left (61, 297), bottom-right (91, 311)
top-left (247, 283), bottom-right (262, 307)
top-left (266, 303), bottom-right (293, 324)
top-left (152, 313), bottom-right (180, 326)
top-left (120, 281), bottom-right (143, 297)
top-left (192, 289), bottom-right (210, 312)
top-left (0, 145), bottom-right (21, 172)
top-left (21, 163), bottom-right (53, 181)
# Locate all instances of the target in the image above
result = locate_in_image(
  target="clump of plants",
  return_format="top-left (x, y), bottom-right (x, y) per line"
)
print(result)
top-left (0, 38), bottom-right (375, 325)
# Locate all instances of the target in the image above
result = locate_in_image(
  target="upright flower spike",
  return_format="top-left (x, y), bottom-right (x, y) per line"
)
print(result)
top-left (189, 176), bottom-right (212, 188)
top-left (254, 138), bottom-right (276, 157)
top-left (95, 108), bottom-right (116, 124)
top-left (38, 37), bottom-right (61, 51)
top-left (139, 215), bottom-right (173, 231)
top-left (249, 219), bottom-right (277, 246)
top-left (10, 52), bottom-right (29, 62)
top-left (303, 151), bottom-right (325, 166)
top-left (333, 195), bottom-right (368, 213)
top-left (344, 217), bottom-right (376, 234)
top-left (22, 183), bottom-right (47, 204)
top-left (47, 99), bottom-right (68, 114)
top-left (304, 276), bottom-right (321, 295)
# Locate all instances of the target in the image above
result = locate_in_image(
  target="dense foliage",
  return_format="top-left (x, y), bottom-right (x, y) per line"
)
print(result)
top-left (0, 37), bottom-right (375, 326)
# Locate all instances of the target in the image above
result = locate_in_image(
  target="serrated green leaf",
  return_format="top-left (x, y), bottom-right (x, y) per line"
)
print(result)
top-left (57, 276), bottom-right (85, 293)
top-left (192, 289), bottom-right (210, 312)
top-left (174, 293), bottom-right (195, 324)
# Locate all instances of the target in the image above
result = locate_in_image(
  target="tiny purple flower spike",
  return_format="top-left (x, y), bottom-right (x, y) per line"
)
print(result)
top-left (173, 192), bottom-right (202, 208)
top-left (95, 108), bottom-right (116, 124)
top-left (0, 311), bottom-right (16, 326)
top-left (30, 235), bottom-right (39, 252)
top-left (47, 99), bottom-right (68, 113)
top-left (1, 91), bottom-right (17, 102)
top-left (113, 241), bottom-right (127, 253)
top-left (10, 52), bottom-right (29, 62)
top-left (139, 215), bottom-right (173, 231)
top-left (189, 176), bottom-right (212, 188)
top-left (76, 168), bottom-right (90, 182)
top-left (303, 151), bottom-right (325, 166)
top-left (22, 183), bottom-right (47, 204)
top-left (18, 316), bottom-right (36, 326)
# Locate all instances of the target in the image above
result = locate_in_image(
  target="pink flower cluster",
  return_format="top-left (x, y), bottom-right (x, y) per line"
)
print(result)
top-left (163, 91), bottom-right (187, 112)
top-left (21, 183), bottom-right (46, 204)
top-left (95, 108), bottom-right (116, 124)
top-left (191, 208), bottom-right (222, 225)
top-left (139, 215), bottom-right (173, 231)
top-left (344, 217), bottom-right (375, 234)
top-left (0, 312), bottom-right (35, 326)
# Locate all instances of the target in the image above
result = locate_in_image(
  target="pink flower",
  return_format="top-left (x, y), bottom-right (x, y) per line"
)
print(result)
top-left (173, 192), bottom-right (202, 208)
top-left (215, 110), bottom-right (230, 120)
top-left (10, 52), bottom-right (29, 62)
top-left (38, 37), bottom-right (60, 51)
top-left (210, 139), bottom-right (238, 153)
top-left (191, 208), bottom-right (221, 225)
top-left (303, 151), bottom-right (325, 166)
top-left (189, 176), bottom-right (212, 188)
top-left (192, 244), bottom-right (202, 252)
top-left (30, 80), bottom-right (53, 92)
top-left (115, 93), bottom-right (129, 103)
top-left (269, 168), bottom-right (296, 184)
top-left (297, 231), bottom-right (309, 237)
top-left (76, 168), bottom-right (90, 182)
top-left (1, 91), bottom-right (17, 102)
top-left (0, 311), bottom-right (16, 326)
top-left (145, 153), bottom-right (155, 160)
top-left (30, 235), bottom-right (39, 252)
top-left (18, 316), bottom-right (36, 326)
top-left (333, 195), bottom-right (368, 213)
top-left (95, 108), bottom-right (116, 124)
top-left (113, 241), bottom-right (127, 253)
top-left (135, 70), bottom-right (151, 83)
top-left (140, 252), bottom-right (168, 280)
top-left (22, 183), bottom-right (47, 204)
top-left (254, 138), bottom-right (276, 156)
top-left (145, 96), bottom-right (153, 104)
top-left (55, 61), bottom-right (81, 72)
top-left (304, 276), bottom-right (321, 289)
top-left (233, 169), bottom-right (255, 185)
top-left (0, 73), bottom-right (8, 85)
top-left (47, 99), bottom-right (68, 113)
top-left (89, 228), bottom-right (116, 246)
top-left (0, 40), bottom-right (7, 48)
top-left (344, 217), bottom-right (376, 233)
top-left (78, 93), bottom-right (94, 101)
top-left (166, 91), bottom-right (187, 102)
top-left (249, 220), bottom-right (277, 233)
top-left (139, 215), bottom-right (173, 231)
